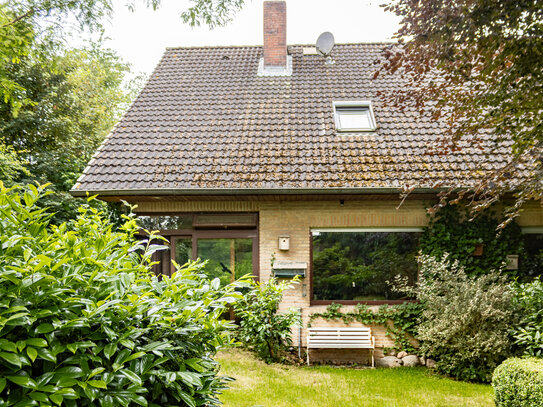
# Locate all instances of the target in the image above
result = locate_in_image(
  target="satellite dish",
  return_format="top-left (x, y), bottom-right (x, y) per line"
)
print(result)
top-left (316, 32), bottom-right (335, 64)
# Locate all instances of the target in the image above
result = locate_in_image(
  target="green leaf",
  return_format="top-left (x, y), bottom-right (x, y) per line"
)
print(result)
top-left (49, 394), bottom-right (63, 406)
top-left (0, 377), bottom-right (6, 393)
top-left (54, 387), bottom-right (79, 399)
top-left (0, 351), bottom-right (22, 368)
top-left (7, 375), bottom-right (37, 389)
top-left (88, 367), bottom-right (105, 379)
top-left (55, 366), bottom-right (83, 379)
top-left (87, 380), bottom-right (107, 389)
top-left (26, 347), bottom-right (37, 362)
top-left (119, 370), bottom-right (142, 386)
top-left (35, 323), bottom-right (54, 334)
top-left (125, 351), bottom-right (146, 362)
top-left (29, 392), bottom-right (49, 402)
top-left (103, 342), bottom-right (117, 359)
top-left (178, 391), bottom-right (196, 407)
top-left (36, 348), bottom-right (56, 363)
top-left (25, 338), bottom-right (48, 348)
top-left (102, 395), bottom-right (114, 407)
top-left (0, 339), bottom-right (17, 353)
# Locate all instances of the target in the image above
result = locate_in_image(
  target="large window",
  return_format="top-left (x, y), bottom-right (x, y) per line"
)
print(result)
top-left (137, 214), bottom-right (258, 284)
top-left (311, 228), bottom-right (421, 304)
top-left (520, 229), bottom-right (543, 279)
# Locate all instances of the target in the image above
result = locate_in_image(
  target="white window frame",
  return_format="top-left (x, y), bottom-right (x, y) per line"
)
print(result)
top-left (312, 227), bottom-right (423, 236)
top-left (333, 101), bottom-right (377, 132)
top-left (521, 227), bottom-right (543, 234)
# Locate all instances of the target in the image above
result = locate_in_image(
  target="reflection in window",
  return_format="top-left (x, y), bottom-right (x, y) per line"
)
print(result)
top-left (197, 239), bottom-right (253, 287)
top-left (312, 230), bottom-right (421, 301)
top-left (520, 232), bottom-right (543, 279)
top-left (174, 238), bottom-right (192, 266)
top-left (138, 215), bottom-right (193, 230)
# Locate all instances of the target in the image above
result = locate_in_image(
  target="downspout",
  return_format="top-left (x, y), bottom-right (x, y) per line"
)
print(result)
top-left (298, 307), bottom-right (303, 359)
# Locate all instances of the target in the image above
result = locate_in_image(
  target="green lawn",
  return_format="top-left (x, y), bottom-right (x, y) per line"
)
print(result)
top-left (217, 349), bottom-right (494, 407)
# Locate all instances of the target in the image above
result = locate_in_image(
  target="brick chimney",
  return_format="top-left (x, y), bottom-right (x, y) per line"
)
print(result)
top-left (263, 1), bottom-right (287, 69)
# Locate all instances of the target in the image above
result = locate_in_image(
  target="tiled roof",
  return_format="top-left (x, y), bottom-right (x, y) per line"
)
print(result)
top-left (72, 43), bottom-right (511, 195)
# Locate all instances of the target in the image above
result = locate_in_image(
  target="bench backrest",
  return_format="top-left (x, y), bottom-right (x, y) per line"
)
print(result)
top-left (307, 327), bottom-right (373, 347)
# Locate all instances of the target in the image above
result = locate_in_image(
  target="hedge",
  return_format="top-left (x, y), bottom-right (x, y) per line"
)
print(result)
top-left (492, 357), bottom-right (543, 407)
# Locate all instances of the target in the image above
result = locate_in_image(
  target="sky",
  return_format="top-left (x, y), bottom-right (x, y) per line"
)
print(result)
top-left (99, 0), bottom-right (401, 75)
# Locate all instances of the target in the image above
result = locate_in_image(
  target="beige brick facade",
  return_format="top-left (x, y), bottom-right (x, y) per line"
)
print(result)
top-left (136, 197), bottom-right (543, 362)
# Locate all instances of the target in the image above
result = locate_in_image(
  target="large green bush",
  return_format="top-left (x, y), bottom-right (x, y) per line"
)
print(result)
top-left (404, 255), bottom-right (515, 382)
top-left (511, 278), bottom-right (543, 357)
top-left (0, 183), bottom-right (244, 406)
top-left (233, 278), bottom-right (300, 362)
top-left (493, 358), bottom-right (543, 407)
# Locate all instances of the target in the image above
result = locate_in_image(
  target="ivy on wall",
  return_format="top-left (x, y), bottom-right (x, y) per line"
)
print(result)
top-left (307, 303), bottom-right (423, 353)
top-left (420, 204), bottom-right (524, 277)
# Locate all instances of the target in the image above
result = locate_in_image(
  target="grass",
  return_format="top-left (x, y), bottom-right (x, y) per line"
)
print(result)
top-left (217, 349), bottom-right (494, 407)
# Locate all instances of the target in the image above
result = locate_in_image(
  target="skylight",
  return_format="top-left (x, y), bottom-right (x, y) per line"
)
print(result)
top-left (333, 101), bottom-right (377, 132)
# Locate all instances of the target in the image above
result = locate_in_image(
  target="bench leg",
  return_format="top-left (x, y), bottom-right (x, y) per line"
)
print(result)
top-left (371, 349), bottom-right (375, 368)
top-left (307, 349), bottom-right (310, 366)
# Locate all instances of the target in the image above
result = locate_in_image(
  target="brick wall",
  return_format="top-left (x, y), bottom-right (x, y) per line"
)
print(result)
top-left (263, 1), bottom-right (287, 67)
top-left (135, 197), bottom-right (542, 363)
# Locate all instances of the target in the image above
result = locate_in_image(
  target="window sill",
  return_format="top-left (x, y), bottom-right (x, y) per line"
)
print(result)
top-left (310, 300), bottom-right (417, 306)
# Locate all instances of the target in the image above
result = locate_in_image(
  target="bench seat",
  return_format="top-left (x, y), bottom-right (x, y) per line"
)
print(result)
top-left (307, 327), bottom-right (375, 367)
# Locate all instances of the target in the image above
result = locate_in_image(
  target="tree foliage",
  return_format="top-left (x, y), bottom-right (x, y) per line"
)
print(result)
top-left (0, 183), bottom-right (244, 406)
top-left (382, 0), bottom-right (543, 220)
top-left (0, 42), bottom-right (136, 223)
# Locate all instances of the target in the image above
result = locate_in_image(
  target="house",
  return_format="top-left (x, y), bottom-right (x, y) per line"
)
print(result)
top-left (71, 1), bottom-right (543, 363)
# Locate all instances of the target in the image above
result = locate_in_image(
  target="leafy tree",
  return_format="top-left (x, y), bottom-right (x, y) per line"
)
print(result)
top-left (0, 43), bottom-right (137, 223)
top-left (0, 140), bottom-right (27, 185)
top-left (381, 0), bottom-right (542, 222)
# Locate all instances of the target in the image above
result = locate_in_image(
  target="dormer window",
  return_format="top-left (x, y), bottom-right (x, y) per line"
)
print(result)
top-left (333, 101), bottom-right (377, 132)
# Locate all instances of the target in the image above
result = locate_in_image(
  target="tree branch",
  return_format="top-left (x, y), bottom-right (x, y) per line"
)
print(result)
top-left (1, 8), bottom-right (35, 29)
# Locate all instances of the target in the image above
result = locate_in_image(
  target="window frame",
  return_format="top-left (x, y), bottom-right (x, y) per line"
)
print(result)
top-left (136, 212), bottom-right (260, 280)
top-left (309, 227), bottom-right (422, 306)
top-left (333, 101), bottom-right (377, 132)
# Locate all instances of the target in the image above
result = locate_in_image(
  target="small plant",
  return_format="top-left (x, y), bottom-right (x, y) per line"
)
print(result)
top-left (398, 254), bottom-right (516, 382)
top-left (511, 277), bottom-right (543, 357)
top-left (0, 183), bottom-right (245, 406)
top-left (234, 277), bottom-right (300, 362)
top-left (493, 358), bottom-right (543, 406)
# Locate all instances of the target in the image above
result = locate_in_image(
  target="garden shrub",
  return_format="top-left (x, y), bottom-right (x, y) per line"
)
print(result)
top-left (233, 278), bottom-right (300, 362)
top-left (399, 254), bottom-right (515, 382)
top-left (493, 358), bottom-right (543, 407)
top-left (511, 278), bottom-right (543, 357)
top-left (0, 183), bottom-right (244, 406)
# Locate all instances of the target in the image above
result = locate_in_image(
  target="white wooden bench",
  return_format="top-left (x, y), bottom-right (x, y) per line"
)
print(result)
top-left (307, 327), bottom-right (375, 367)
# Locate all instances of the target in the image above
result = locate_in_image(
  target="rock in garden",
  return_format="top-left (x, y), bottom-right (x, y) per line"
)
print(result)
top-left (419, 356), bottom-right (426, 366)
top-left (402, 355), bottom-right (420, 367)
top-left (426, 359), bottom-right (436, 368)
top-left (376, 356), bottom-right (403, 368)
top-left (397, 351), bottom-right (408, 359)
